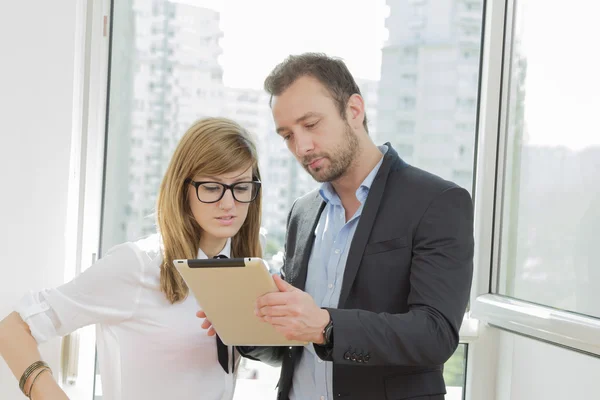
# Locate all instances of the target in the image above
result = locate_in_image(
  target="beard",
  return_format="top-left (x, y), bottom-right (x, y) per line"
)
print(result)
top-left (301, 123), bottom-right (359, 183)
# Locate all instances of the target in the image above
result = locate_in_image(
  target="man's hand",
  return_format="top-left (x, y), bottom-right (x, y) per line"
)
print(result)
top-left (256, 274), bottom-right (330, 343)
top-left (196, 311), bottom-right (216, 336)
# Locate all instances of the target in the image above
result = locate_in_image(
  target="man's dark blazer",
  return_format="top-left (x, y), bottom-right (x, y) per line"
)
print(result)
top-left (241, 143), bottom-right (474, 400)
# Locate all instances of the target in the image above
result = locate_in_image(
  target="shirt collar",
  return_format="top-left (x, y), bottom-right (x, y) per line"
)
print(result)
top-left (196, 237), bottom-right (232, 259)
top-left (319, 144), bottom-right (388, 206)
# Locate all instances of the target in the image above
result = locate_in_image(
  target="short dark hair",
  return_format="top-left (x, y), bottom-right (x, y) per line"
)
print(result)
top-left (264, 52), bottom-right (369, 132)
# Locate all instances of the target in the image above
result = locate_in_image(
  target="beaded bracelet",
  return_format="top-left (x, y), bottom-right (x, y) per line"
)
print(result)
top-left (19, 361), bottom-right (50, 394)
top-left (25, 367), bottom-right (52, 399)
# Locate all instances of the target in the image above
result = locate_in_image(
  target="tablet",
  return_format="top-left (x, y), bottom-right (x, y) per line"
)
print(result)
top-left (173, 257), bottom-right (307, 346)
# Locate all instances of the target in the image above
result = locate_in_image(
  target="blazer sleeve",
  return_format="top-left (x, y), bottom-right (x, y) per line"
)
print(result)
top-left (320, 187), bottom-right (474, 367)
top-left (237, 345), bottom-right (286, 366)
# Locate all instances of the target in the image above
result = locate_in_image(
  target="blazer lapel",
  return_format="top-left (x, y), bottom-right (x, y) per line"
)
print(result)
top-left (337, 145), bottom-right (398, 308)
top-left (289, 192), bottom-right (325, 291)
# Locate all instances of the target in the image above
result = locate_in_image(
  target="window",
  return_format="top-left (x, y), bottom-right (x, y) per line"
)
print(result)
top-left (402, 46), bottom-right (418, 62)
top-left (397, 120), bottom-right (415, 134)
top-left (397, 143), bottom-right (415, 157)
top-left (444, 344), bottom-right (468, 400)
top-left (400, 96), bottom-right (416, 109)
top-left (98, 0), bottom-right (485, 398)
top-left (496, 0), bottom-right (600, 318)
top-left (462, 49), bottom-right (478, 60)
top-left (456, 97), bottom-right (476, 109)
top-left (401, 73), bottom-right (418, 86)
top-left (453, 169), bottom-right (472, 183)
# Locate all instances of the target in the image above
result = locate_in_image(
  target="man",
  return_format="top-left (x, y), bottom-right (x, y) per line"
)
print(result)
top-left (203, 52), bottom-right (474, 400)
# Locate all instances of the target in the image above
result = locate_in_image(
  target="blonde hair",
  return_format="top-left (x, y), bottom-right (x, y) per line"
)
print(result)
top-left (156, 117), bottom-right (263, 303)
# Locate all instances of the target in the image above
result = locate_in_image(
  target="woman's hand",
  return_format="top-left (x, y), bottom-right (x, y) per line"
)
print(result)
top-left (196, 311), bottom-right (216, 336)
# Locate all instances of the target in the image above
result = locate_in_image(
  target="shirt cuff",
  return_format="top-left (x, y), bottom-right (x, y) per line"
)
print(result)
top-left (14, 290), bottom-right (60, 344)
top-left (313, 342), bottom-right (334, 361)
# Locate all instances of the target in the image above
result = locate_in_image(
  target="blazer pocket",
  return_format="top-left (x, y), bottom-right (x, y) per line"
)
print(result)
top-left (364, 236), bottom-right (408, 256)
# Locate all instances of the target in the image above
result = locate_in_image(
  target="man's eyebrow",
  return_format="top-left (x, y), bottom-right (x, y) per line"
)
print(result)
top-left (276, 112), bottom-right (323, 134)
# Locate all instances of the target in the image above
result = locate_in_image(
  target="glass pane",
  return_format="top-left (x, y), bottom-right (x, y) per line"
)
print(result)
top-left (497, 0), bottom-right (600, 317)
top-left (233, 359), bottom-right (278, 399)
top-left (377, 0), bottom-right (484, 194)
top-left (98, 0), bottom-right (484, 397)
top-left (444, 344), bottom-right (468, 400)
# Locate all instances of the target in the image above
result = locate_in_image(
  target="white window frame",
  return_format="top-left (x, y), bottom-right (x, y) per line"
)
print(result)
top-left (461, 0), bottom-right (507, 398)
top-left (470, 0), bottom-right (600, 370)
top-left (61, 0), bottom-right (111, 397)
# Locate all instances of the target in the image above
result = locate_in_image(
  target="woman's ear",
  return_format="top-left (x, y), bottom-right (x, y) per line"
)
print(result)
top-left (183, 198), bottom-right (195, 220)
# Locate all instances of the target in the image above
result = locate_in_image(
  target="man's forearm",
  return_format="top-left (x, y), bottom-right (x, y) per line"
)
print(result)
top-left (237, 345), bottom-right (286, 367)
top-left (327, 307), bottom-right (459, 367)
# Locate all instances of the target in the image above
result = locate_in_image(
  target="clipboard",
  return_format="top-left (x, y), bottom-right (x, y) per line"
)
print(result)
top-left (173, 257), bottom-right (307, 346)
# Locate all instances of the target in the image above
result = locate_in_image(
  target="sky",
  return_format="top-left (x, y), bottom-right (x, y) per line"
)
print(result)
top-left (169, 0), bottom-right (599, 150)
top-left (170, 0), bottom-right (389, 88)
top-left (516, 0), bottom-right (599, 150)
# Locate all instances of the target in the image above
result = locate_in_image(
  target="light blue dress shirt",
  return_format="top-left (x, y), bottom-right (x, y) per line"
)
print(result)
top-left (289, 145), bottom-right (388, 400)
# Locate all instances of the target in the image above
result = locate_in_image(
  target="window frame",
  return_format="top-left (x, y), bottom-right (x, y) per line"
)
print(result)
top-left (470, 0), bottom-right (600, 360)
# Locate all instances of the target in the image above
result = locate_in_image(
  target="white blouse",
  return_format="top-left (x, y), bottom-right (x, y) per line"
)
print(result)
top-left (15, 234), bottom-right (238, 400)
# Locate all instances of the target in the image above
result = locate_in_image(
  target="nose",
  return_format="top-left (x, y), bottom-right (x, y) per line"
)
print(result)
top-left (218, 189), bottom-right (235, 211)
top-left (293, 130), bottom-right (314, 157)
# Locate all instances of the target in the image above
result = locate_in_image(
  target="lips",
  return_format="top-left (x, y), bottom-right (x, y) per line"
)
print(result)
top-left (216, 215), bottom-right (236, 226)
top-left (306, 157), bottom-right (324, 169)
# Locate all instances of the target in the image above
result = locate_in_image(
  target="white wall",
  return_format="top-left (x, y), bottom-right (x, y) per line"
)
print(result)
top-left (0, 0), bottom-right (78, 397)
top-left (495, 331), bottom-right (600, 399)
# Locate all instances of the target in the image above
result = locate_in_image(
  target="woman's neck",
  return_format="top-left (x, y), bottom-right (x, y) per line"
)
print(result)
top-left (198, 236), bottom-right (228, 258)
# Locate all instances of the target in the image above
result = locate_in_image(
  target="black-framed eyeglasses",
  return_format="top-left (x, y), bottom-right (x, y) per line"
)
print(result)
top-left (185, 179), bottom-right (261, 204)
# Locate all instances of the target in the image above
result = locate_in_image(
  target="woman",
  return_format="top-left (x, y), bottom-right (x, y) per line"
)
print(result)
top-left (0, 117), bottom-right (263, 400)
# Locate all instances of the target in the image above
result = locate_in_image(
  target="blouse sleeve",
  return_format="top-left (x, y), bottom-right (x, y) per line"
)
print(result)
top-left (15, 242), bottom-right (147, 344)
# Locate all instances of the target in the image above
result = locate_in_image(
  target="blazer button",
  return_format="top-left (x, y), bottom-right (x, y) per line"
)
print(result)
top-left (357, 354), bottom-right (364, 363)
top-left (350, 353), bottom-right (357, 362)
top-left (343, 351), bottom-right (351, 360)
top-left (364, 354), bottom-right (371, 363)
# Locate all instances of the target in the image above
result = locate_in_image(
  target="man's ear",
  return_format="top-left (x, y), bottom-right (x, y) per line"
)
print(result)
top-left (346, 94), bottom-right (365, 130)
